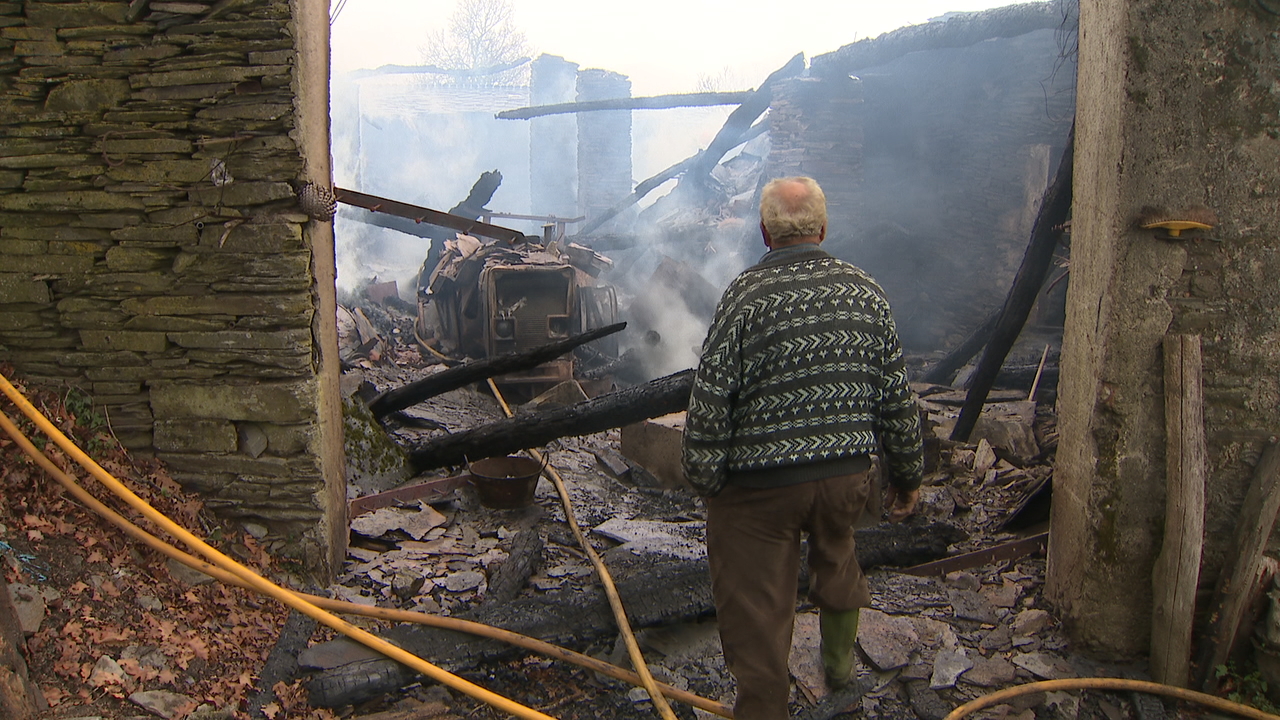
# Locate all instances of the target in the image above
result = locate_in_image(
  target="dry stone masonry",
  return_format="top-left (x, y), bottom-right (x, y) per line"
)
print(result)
top-left (0, 0), bottom-right (344, 577)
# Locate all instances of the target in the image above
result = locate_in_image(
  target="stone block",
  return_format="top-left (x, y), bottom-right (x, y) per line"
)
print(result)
top-left (44, 78), bottom-right (129, 112)
top-left (104, 246), bottom-right (177, 271)
top-left (99, 137), bottom-right (193, 155)
top-left (1, 27), bottom-right (56, 41)
top-left (196, 102), bottom-right (290, 121)
top-left (3, 226), bottom-right (108, 241)
top-left (619, 412), bottom-right (688, 489)
top-left (0, 190), bottom-right (145, 212)
top-left (261, 423), bottom-right (314, 456)
top-left (0, 312), bottom-right (42, 331)
top-left (153, 418), bottom-right (237, 453)
top-left (25, 2), bottom-right (128, 27)
top-left (187, 181), bottom-right (294, 207)
top-left (0, 170), bottom-right (22, 189)
top-left (106, 160), bottom-right (211, 185)
top-left (46, 241), bottom-right (108, 256)
top-left (172, 251), bottom-right (311, 280)
top-left (93, 381), bottom-right (141, 395)
top-left (147, 206), bottom-right (213, 227)
top-left (121, 293), bottom-right (313, 320)
top-left (167, 328), bottom-right (311, 350)
top-left (102, 44), bottom-right (181, 64)
top-left (159, 452), bottom-right (295, 478)
top-left (199, 222), bottom-right (302, 252)
top-left (111, 223), bottom-right (199, 244)
top-left (131, 66), bottom-right (260, 88)
top-left (0, 238), bottom-right (45, 254)
top-left (0, 275), bottom-right (50, 304)
top-left (12, 40), bottom-right (62, 56)
top-left (123, 315), bottom-right (228, 332)
top-left (78, 329), bottom-right (168, 353)
top-left (56, 350), bottom-right (144, 367)
top-left (0, 254), bottom-right (95, 274)
top-left (0, 153), bottom-right (94, 169)
top-left (150, 378), bottom-right (318, 422)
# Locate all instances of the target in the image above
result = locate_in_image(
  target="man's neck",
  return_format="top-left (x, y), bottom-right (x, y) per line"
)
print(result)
top-left (769, 236), bottom-right (822, 250)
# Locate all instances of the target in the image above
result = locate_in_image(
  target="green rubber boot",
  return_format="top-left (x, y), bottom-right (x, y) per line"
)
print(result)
top-left (820, 607), bottom-right (861, 689)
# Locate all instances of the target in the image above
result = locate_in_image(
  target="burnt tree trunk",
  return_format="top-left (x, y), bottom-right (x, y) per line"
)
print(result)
top-left (951, 123), bottom-right (1074, 442)
top-left (367, 322), bottom-right (626, 419)
top-left (406, 369), bottom-right (694, 471)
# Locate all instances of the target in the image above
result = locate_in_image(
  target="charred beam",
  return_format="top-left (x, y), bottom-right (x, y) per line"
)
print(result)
top-left (496, 91), bottom-right (751, 120)
top-left (919, 308), bottom-right (1000, 385)
top-left (574, 121), bottom-right (769, 237)
top-left (406, 369), bottom-right (694, 472)
top-left (951, 123), bottom-right (1074, 442)
top-left (348, 58), bottom-right (531, 79)
top-left (367, 323), bottom-right (627, 419)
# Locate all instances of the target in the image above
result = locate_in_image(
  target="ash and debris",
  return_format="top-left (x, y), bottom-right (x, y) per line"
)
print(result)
top-left (308, 282), bottom-right (1165, 720)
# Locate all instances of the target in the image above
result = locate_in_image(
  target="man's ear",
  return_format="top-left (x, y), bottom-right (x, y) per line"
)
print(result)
top-left (819, 224), bottom-right (827, 243)
top-left (761, 223), bottom-right (773, 248)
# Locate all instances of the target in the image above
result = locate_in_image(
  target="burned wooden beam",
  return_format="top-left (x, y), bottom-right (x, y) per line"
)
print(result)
top-left (406, 369), bottom-right (694, 472)
top-left (496, 91), bottom-right (751, 120)
top-left (348, 58), bottom-right (532, 80)
top-left (919, 308), bottom-right (1000, 385)
top-left (367, 322), bottom-right (627, 420)
top-left (574, 121), bottom-right (768, 237)
top-left (334, 188), bottom-right (525, 245)
top-left (951, 123), bottom-right (1074, 442)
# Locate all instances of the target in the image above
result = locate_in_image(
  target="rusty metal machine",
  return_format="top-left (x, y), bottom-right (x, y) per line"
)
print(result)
top-left (422, 235), bottom-right (618, 388)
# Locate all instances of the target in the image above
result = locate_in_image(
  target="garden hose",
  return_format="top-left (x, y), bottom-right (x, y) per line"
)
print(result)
top-left (486, 378), bottom-right (680, 720)
top-left (944, 677), bottom-right (1280, 720)
top-left (0, 372), bottom-right (558, 720)
top-left (0, 408), bottom-right (732, 717)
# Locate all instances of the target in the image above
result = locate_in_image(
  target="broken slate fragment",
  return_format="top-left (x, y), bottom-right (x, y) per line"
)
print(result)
top-left (948, 588), bottom-right (999, 623)
top-left (979, 624), bottom-right (1012, 652)
top-left (442, 570), bottom-right (484, 592)
top-left (129, 690), bottom-right (198, 719)
top-left (8, 582), bottom-right (45, 634)
top-left (89, 655), bottom-right (127, 687)
top-left (906, 681), bottom-right (950, 720)
top-left (980, 579), bottom-right (1022, 608)
top-left (591, 517), bottom-right (706, 560)
top-left (1012, 652), bottom-right (1077, 680)
top-left (856, 609), bottom-right (918, 671)
top-left (929, 646), bottom-right (973, 689)
top-left (1011, 608), bottom-right (1052, 636)
top-left (962, 656), bottom-right (1018, 687)
top-left (391, 571), bottom-right (426, 600)
top-left (350, 505), bottom-right (447, 541)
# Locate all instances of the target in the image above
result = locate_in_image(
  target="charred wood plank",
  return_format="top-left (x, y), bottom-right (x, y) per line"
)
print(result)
top-left (367, 323), bottom-right (626, 419)
top-left (349, 58), bottom-right (531, 79)
top-left (811, 2), bottom-right (1071, 77)
top-left (406, 369), bottom-right (695, 472)
top-left (951, 123), bottom-right (1073, 442)
top-left (481, 526), bottom-right (544, 607)
top-left (496, 91), bottom-right (751, 120)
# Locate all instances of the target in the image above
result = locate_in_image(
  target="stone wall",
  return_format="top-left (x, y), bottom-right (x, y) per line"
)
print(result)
top-left (1050, 0), bottom-right (1280, 658)
top-left (0, 0), bottom-right (345, 579)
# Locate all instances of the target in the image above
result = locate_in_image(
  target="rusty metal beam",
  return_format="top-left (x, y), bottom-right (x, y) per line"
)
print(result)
top-left (348, 474), bottom-right (469, 518)
top-left (334, 188), bottom-right (526, 245)
top-left (900, 532), bottom-right (1048, 577)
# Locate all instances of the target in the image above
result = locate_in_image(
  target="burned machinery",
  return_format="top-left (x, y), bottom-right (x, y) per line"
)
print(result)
top-left (420, 234), bottom-right (619, 388)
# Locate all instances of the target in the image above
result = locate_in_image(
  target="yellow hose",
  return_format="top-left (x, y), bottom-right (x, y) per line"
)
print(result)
top-left (486, 378), bottom-right (680, 720)
top-left (0, 372), bottom-right (558, 720)
top-left (0, 408), bottom-right (732, 717)
top-left (945, 677), bottom-right (1280, 720)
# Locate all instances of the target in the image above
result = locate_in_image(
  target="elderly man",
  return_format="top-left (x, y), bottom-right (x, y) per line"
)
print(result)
top-left (682, 176), bottom-right (924, 719)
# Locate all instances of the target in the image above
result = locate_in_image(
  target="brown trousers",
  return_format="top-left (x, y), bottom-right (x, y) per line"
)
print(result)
top-left (706, 472), bottom-right (872, 720)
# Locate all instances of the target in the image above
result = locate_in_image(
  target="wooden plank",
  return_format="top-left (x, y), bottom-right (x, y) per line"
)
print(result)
top-left (1150, 334), bottom-right (1206, 687)
top-left (495, 92), bottom-right (751, 120)
top-left (901, 532), bottom-right (1047, 577)
top-left (334, 188), bottom-right (525, 245)
top-left (1195, 435), bottom-right (1280, 689)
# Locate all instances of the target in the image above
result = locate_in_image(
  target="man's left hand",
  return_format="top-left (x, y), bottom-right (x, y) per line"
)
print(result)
top-left (884, 488), bottom-right (919, 523)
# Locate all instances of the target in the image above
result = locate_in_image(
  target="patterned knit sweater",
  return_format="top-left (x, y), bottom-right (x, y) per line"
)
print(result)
top-left (681, 244), bottom-right (924, 497)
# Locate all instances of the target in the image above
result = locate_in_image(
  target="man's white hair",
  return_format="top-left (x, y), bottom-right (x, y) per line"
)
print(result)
top-left (760, 176), bottom-right (827, 242)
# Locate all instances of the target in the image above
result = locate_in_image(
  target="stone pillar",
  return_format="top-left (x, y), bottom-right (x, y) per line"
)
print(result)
top-left (1049, 0), bottom-right (1280, 657)
top-left (576, 69), bottom-right (632, 230)
top-left (530, 54), bottom-right (578, 219)
top-left (764, 76), bottom-right (863, 246)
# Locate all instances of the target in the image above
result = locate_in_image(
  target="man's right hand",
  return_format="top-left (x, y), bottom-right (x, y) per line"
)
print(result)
top-left (884, 487), bottom-right (919, 523)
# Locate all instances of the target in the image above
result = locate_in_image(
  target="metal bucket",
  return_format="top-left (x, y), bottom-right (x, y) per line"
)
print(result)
top-left (468, 456), bottom-right (544, 509)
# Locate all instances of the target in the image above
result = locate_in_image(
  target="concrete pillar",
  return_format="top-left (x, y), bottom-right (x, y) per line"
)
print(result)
top-left (576, 69), bottom-right (632, 229)
top-left (530, 54), bottom-right (578, 219)
top-left (1049, 0), bottom-right (1280, 657)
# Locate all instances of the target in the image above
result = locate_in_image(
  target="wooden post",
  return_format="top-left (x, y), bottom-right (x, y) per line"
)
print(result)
top-left (1194, 436), bottom-right (1280, 689)
top-left (1150, 334), bottom-right (1206, 687)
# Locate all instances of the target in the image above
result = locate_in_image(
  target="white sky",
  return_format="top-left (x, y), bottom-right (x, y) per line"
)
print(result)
top-left (331, 0), bottom-right (1029, 95)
